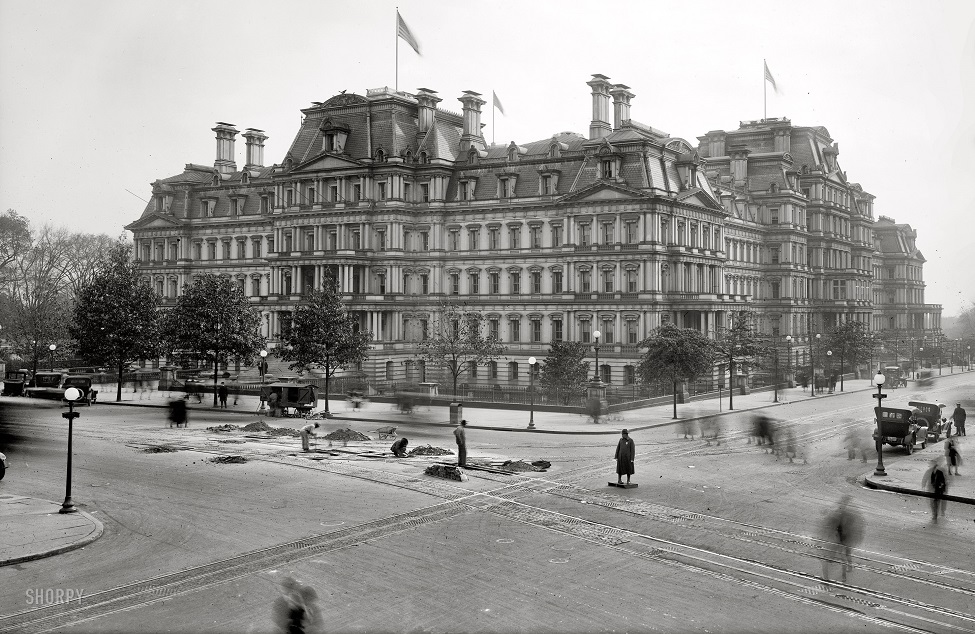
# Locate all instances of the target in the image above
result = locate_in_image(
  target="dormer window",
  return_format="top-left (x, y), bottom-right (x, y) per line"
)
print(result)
top-left (212, 174), bottom-right (220, 186)
top-left (241, 172), bottom-right (250, 185)
top-left (231, 198), bottom-right (243, 216)
top-left (549, 143), bottom-right (561, 159)
top-left (419, 151), bottom-right (428, 164)
top-left (375, 148), bottom-right (386, 163)
top-left (459, 179), bottom-right (476, 201)
top-left (600, 159), bottom-right (615, 179)
top-left (508, 147), bottom-right (517, 162)
top-left (324, 133), bottom-right (336, 152)
top-left (404, 150), bottom-right (413, 163)
top-left (467, 149), bottom-right (478, 165)
top-left (500, 178), bottom-right (512, 198)
top-left (200, 200), bottom-right (214, 217)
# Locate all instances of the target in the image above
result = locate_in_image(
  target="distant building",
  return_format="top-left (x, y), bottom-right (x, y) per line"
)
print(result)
top-left (127, 76), bottom-right (941, 386)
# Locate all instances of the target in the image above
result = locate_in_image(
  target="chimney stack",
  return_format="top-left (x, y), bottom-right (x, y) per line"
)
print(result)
top-left (212, 122), bottom-right (239, 174)
top-left (242, 129), bottom-right (268, 169)
top-left (415, 88), bottom-right (442, 134)
top-left (458, 91), bottom-right (486, 152)
top-left (587, 74), bottom-right (612, 139)
top-left (610, 84), bottom-right (634, 130)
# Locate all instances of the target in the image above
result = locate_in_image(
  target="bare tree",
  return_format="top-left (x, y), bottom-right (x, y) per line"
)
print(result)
top-left (60, 232), bottom-right (118, 297)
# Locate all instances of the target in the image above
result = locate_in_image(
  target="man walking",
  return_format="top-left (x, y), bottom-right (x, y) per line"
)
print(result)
top-left (821, 495), bottom-right (864, 584)
top-left (615, 429), bottom-right (635, 485)
top-left (454, 419), bottom-right (468, 467)
top-left (300, 422), bottom-right (320, 452)
top-left (922, 457), bottom-right (950, 522)
top-left (218, 382), bottom-right (229, 409)
top-left (951, 403), bottom-right (966, 436)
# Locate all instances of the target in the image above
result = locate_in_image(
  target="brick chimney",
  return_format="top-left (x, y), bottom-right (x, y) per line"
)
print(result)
top-left (212, 122), bottom-right (239, 174)
top-left (242, 128), bottom-right (268, 169)
top-left (610, 84), bottom-right (634, 130)
top-left (458, 91), bottom-right (486, 152)
top-left (415, 88), bottom-right (441, 134)
top-left (587, 74), bottom-right (612, 139)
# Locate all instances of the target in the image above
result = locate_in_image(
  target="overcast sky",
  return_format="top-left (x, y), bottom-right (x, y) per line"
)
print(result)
top-left (2, 0), bottom-right (973, 316)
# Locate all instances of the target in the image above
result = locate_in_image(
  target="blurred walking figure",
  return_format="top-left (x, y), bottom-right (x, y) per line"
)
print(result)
top-left (749, 414), bottom-right (775, 450)
top-left (951, 403), bottom-right (966, 436)
top-left (680, 418), bottom-right (697, 440)
top-left (454, 419), bottom-right (468, 467)
top-left (777, 426), bottom-right (805, 463)
top-left (700, 415), bottom-right (722, 446)
top-left (300, 422), bottom-right (320, 452)
top-left (921, 457), bottom-right (950, 522)
top-left (821, 495), bottom-right (864, 584)
top-left (390, 437), bottom-right (409, 457)
top-left (845, 427), bottom-right (869, 463)
top-left (945, 436), bottom-right (962, 476)
top-left (615, 429), bottom-right (635, 484)
top-left (272, 576), bottom-right (322, 634)
top-left (168, 397), bottom-right (188, 428)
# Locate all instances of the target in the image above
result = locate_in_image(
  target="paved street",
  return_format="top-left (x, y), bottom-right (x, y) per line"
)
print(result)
top-left (0, 371), bottom-right (973, 633)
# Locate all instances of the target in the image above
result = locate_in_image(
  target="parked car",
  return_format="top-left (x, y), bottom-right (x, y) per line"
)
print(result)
top-left (874, 406), bottom-right (928, 454)
top-left (909, 400), bottom-right (948, 442)
top-left (24, 372), bottom-right (66, 400)
top-left (0, 451), bottom-right (7, 480)
top-left (62, 375), bottom-right (96, 405)
top-left (2, 370), bottom-right (30, 396)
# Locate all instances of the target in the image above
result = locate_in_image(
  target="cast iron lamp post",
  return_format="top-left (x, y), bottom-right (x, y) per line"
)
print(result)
top-left (592, 330), bottom-right (601, 382)
top-left (258, 349), bottom-right (268, 415)
top-left (785, 335), bottom-right (793, 388)
top-left (528, 356), bottom-right (536, 429)
top-left (811, 333), bottom-right (821, 396)
top-left (872, 372), bottom-right (887, 477)
top-left (826, 350), bottom-right (833, 392)
top-left (60, 386), bottom-right (83, 514)
top-left (49, 343), bottom-right (57, 371)
top-left (773, 338), bottom-right (780, 403)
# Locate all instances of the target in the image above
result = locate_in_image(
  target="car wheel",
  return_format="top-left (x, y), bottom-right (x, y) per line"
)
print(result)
top-left (0, 464), bottom-right (5, 481)
top-left (921, 441), bottom-right (927, 449)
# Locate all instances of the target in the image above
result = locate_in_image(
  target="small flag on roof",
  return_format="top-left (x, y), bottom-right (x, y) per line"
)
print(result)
top-left (397, 10), bottom-right (421, 56)
top-left (764, 60), bottom-right (778, 93)
top-left (493, 91), bottom-right (505, 116)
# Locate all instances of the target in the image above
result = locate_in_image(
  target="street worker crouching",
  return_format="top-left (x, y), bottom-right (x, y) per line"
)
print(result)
top-left (390, 437), bottom-right (409, 457)
top-left (300, 422), bottom-right (320, 452)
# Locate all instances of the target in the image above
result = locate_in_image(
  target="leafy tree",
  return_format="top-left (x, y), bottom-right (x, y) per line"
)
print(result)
top-left (636, 322), bottom-right (716, 418)
top-left (539, 341), bottom-right (590, 405)
top-left (161, 274), bottom-right (265, 407)
top-left (69, 242), bottom-right (161, 401)
top-left (277, 281), bottom-right (372, 414)
top-left (824, 320), bottom-right (873, 391)
top-left (712, 311), bottom-right (770, 410)
top-left (416, 298), bottom-right (506, 397)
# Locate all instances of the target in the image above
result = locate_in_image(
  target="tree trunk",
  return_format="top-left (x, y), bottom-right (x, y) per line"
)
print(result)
top-left (323, 369), bottom-right (331, 414)
top-left (116, 360), bottom-right (124, 402)
top-left (212, 352), bottom-right (219, 408)
top-left (672, 379), bottom-right (678, 419)
top-left (728, 358), bottom-right (735, 410)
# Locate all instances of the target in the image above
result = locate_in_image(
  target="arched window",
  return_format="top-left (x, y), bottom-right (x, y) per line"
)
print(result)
top-left (375, 148), bottom-right (386, 163)
top-left (467, 149), bottom-right (478, 165)
top-left (419, 151), bottom-right (428, 164)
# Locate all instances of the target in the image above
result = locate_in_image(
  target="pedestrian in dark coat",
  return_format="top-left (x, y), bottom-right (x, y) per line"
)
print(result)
top-left (951, 403), bottom-right (966, 436)
top-left (218, 382), bottom-right (229, 408)
top-left (821, 495), bottom-right (864, 584)
top-left (615, 429), bottom-right (635, 484)
top-left (390, 437), bottom-right (409, 457)
top-left (922, 457), bottom-right (950, 522)
top-left (168, 398), bottom-right (188, 428)
top-left (945, 436), bottom-right (962, 476)
top-left (454, 419), bottom-right (468, 467)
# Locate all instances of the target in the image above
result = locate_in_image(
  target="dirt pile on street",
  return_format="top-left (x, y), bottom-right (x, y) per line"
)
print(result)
top-left (324, 428), bottom-right (370, 441)
top-left (408, 445), bottom-right (454, 456)
top-left (206, 424), bottom-right (240, 432)
top-left (424, 464), bottom-right (468, 481)
top-left (142, 445), bottom-right (181, 453)
top-left (211, 455), bottom-right (247, 464)
top-left (267, 427), bottom-right (300, 437)
top-left (500, 460), bottom-right (547, 472)
top-left (241, 421), bottom-right (272, 432)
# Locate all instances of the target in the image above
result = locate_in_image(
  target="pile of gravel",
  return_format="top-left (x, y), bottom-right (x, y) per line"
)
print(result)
top-left (500, 460), bottom-right (546, 472)
top-left (324, 428), bottom-right (370, 441)
top-left (241, 421), bottom-right (272, 432)
top-left (142, 445), bottom-right (181, 453)
top-left (206, 424), bottom-right (240, 432)
top-left (211, 455), bottom-right (247, 464)
top-left (408, 445), bottom-right (454, 456)
top-left (267, 427), bottom-right (300, 437)
top-left (424, 464), bottom-right (468, 481)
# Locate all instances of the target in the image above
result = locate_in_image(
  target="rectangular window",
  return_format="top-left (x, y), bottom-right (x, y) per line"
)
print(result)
top-left (552, 319), bottom-right (563, 342)
top-left (541, 175), bottom-right (553, 195)
top-left (377, 181), bottom-right (387, 200)
top-left (552, 271), bottom-right (563, 294)
top-left (352, 184), bottom-right (361, 202)
top-left (626, 269), bottom-right (637, 293)
top-left (449, 230), bottom-right (459, 251)
top-left (627, 321), bottom-right (638, 344)
top-left (450, 274), bottom-right (459, 295)
top-left (531, 320), bottom-right (542, 343)
top-left (602, 270), bottom-right (613, 293)
top-left (329, 185), bottom-right (338, 202)
top-left (201, 200), bottom-right (212, 217)
top-left (771, 281), bottom-right (781, 299)
top-left (222, 242), bottom-right (231, 260)
top-left (579, 224), bottom-right (591, 247)
top-left (601, 159), bottom-right (614, 178)
top-left (581, 271), bottom-right (591, 293)
top-left (207, 242), bottom-right (216, 260)
top-left (510, 272), bottom-right (521, 295)
top-left (580, 320), bottom-right (592, 343)
top-left (237, 241), bottom-right (246, 259)
top-left (405, 183), bottom-right (413, 201)
top-left (420, 183), bottom-right (430, 202)
top-left (286, 189), bottom-right (294, 207)
top-left (421, 274), bottom-right (429, 295)
top-left (489, 318), bottom-right (500, 340)
top-left (490, 272), bottom-right (500, 294)
top-left (378, 274), bottom-right (386, 294)
top-left (500, 179), bottom-right (511, 198)
top-left (529, 226), bottom-right (541, 248)
top-left (403, 274), bottom-right (410, 294)
top-left (252, 277), bottom-right (261, 296)
top-left (170, 243), bottom-right (179, 261)
top-left (489, 228), bottom-right (500, 250)
top-left (602, 223), bottom-right (614, 244)
top-left (624, 222), bottom-right (637, 244)
top-left (260, 196), bottom-right (269, 213)
top-left (421, 232), bottom-right (430, 251)
top-left (509, 227), bottom-right (520, 249)
top-left (232, 199), bottom-right (242, 216)
top-left (770, 247), bottom-right (780, 264)
top-left (469, 272), bottom-right (480, 294)
top-left (306, 187), bottom-right (316, 204)
top-left (468, 228), bottom-right (479, 250)
top-left (509, 321), bottom-right (520, 342)
top-left (531, 271), bottom-right (541, 294)
top-left (508, 361), bottom-right (518, 380)
top-left (421, 320), bottom-right (429, 341)
top-left (770, 208), bottom-right (779, 224)
top-left (469, 361), bottom-right (478, 379)
top-left (376, 229), bottom-right (386, 251)
top-left (552, 225), bottom-right (563, 247)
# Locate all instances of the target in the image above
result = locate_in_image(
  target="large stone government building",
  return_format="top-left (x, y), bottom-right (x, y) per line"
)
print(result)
top-left (127, 74), bottom-right (942, 385)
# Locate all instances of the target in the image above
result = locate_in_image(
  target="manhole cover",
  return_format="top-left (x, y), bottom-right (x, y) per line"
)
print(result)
top-left (496, 539), bottom-right (514, 544)
top-left (549, 558), bottom-right (570, 564)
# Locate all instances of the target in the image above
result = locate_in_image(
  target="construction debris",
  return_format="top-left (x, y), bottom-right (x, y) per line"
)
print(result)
top-left (424, 464), bottom-right (468, 481)
top-left (211, 455), bottom-right (247, 464)
top-left (206, 424), bottom-right (240, 432)
top-left (323, 428), bottom-right (370, 441)
top-left (241, 421), bottom-right (272, 432)
top-left (408, 445), bottom-right (454, 457)
top-left (532, 460), bottom-right (552, 470)
top-left (500, 460), bottom-right (547, 472)
top-left (267, 427), bottom-right (300, 437)
top-left (142, 445), bottom-right (181, 453)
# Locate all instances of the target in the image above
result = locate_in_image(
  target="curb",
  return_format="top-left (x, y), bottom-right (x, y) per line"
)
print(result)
top-left (863, 475), bottom-right (975, 506)
top-left (0, 510), bottom-right (105, 567)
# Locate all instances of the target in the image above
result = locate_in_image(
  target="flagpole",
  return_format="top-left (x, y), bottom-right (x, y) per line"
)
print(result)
top-left (395, 9), bottom-right (399, 92)
top-left (492, 97), bottom-right (495, 145)
top-left (763, 59), bottom-right (766, 121)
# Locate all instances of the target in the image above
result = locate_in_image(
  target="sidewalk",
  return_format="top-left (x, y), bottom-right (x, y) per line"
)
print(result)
top-left (0, 494), bottom-right (104, 567)
top-left (863, 435), bottom-right (974, 505)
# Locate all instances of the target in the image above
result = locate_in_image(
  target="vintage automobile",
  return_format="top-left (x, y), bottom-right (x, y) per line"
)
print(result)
top-left (0, 450), bottom-right (7, 480)
top-left (909, 400), bottom-right (949, 442)
top-left (873, 406), bottom-right (928, 454)
top-left (260, 382), bottom-right (318, 417)
top-left (62, 375), bottom-right (96, 405)
top-left (2, 369), bottom-right (30, 396)
top-left (24, 372), bottom-right (66, 400)
top-left (883, 366), bottom-right (908, 389)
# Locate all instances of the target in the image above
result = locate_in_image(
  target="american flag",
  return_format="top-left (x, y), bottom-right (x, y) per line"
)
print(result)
top-left (397, 10), bottom-right (421, 56)
top-left (764, 60), bottom-right (778, 93)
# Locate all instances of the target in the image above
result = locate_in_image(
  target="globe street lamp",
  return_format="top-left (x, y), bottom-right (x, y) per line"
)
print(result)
top-left (592, 330), bottom-right (601, 382)
top-left (811, 333), bottom-right (821, 396)
top-left (826, 350), bottom-right (833, 393)
top-left (49, 343), bottom-right (57, 371)
top-left (528, 356), bottom-right (537, 430)
top-left (872, 372), bottom-right (887, 477)
top-left (785, 335), bottom-right (793, 389)
top-left (60, 387), bottom-right (83, 514)
top-left (258, 349), bottom-right (268, 415)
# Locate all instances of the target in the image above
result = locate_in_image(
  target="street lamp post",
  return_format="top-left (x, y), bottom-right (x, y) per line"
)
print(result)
top-left (918, 346), bottom-right (924, 380)
top-left (811, 333), bottom-right (821, 396)
top-left (826, 350), bottom-right (833, 393)
top-left (528, 357), bottom-right (536, 429)
top-left (773, 339), bottom-right (780, 403)
top-left (786, 335), bottom-right (793, 389)
top-left (872, 372), bottom-right (887, 477)
top-left (258, 349), bottom-right (268, 415)
top-left (49, 343), bottom-right (57, 371)
top-left (60, 387), bottom-right (83, 514)
top-left (592, 330), bottom-right (601, 382)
